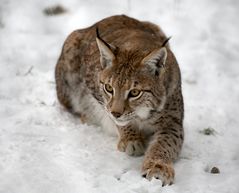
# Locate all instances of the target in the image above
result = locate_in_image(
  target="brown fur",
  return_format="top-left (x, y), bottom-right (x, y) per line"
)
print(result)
top-left (55, 15), bottom-right (184, 185)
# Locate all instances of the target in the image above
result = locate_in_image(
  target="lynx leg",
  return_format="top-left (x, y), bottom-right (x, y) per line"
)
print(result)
top-left (142, 159), bottom-right (174, 186)
top-left (55, 61), bottom-right (72, 110)
top-left (117, 125), bottom-right (145, 156)
top-left (55, 30), bottom-right (88, 112)
top-left (142, 139), bottom-right (175, 186)
top-left (142, 123), bottom-right (183, 185)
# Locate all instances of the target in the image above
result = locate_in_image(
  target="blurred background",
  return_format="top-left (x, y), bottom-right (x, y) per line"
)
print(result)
top-left (0, 0), bottom-right (239, 193)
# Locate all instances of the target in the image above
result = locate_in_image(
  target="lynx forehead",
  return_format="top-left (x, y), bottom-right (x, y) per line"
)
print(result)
top-left (55, 15), bottom-right (184, 186)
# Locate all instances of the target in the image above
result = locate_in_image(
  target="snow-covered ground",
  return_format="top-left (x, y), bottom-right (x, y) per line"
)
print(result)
top-left (0, 0), bottom-right (239, 192)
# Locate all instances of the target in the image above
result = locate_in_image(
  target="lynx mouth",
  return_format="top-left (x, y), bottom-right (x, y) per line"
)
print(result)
top-left (113, 113), bottom-right (136, 126)
top-left (105, 109), bottom-right (135, 126)
top-left (114, 119), bottom-right (130, 126)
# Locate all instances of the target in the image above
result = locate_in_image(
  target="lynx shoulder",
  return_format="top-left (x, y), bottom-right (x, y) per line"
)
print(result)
top-left (55, 15), bottom-right (184, 186)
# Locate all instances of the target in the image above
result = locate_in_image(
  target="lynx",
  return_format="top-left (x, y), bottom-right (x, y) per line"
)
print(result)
top-left (55, 15), bottom-right (184, 185)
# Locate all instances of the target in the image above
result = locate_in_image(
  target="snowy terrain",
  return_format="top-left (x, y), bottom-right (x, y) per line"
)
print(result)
top-left (0, 0), bottom-right (239, 192)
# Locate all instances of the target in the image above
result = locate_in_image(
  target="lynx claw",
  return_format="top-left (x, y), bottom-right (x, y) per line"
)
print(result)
top-left (142, 160), bottom-right (175, 186)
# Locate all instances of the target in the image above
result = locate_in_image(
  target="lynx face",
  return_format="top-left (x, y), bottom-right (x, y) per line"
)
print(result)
top-left (96, 34), bottom-right (168, 126)
top-left (99, 68), bottom-right (166, 126)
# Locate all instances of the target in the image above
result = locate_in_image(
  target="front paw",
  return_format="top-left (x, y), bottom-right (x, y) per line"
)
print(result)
top-left (117, 138), bottom-right (145, 156)
top-left (142, 159), bottom-right (175, 186)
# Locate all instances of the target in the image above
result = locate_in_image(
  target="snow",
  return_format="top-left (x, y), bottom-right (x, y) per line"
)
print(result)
top-left (0, 0), bottom-right (239, 192)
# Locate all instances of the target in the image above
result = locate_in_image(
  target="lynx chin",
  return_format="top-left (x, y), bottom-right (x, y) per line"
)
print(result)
top-left (55, 15), bottom-right (184, 186)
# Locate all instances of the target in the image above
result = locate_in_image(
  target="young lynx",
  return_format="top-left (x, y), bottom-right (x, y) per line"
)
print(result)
top-left (55, 15), bottom-right (184, 185)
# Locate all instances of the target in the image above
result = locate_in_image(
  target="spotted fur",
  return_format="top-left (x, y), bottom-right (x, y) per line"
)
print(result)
top-left (55, 15), bottom-right (184, 185)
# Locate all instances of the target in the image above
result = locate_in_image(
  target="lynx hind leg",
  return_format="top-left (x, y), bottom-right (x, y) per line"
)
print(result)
top-left (55, 69), bottom-right (87, 124)
top-left (55, 57), bottom-right (72, 110)
top-left (55, 66), bottom-right (84, 120)
top-left (55, 30), bottom-right (87, 111)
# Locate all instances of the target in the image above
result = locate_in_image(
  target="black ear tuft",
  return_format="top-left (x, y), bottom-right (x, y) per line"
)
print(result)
top-left (96, 26), bottom-right (100, 39)
top-left (161, 36), bottom-right (172, 47)
top-left (95, 27), bottom-right (112, 50)
top-left (95, 27), bottom-right (115, 69)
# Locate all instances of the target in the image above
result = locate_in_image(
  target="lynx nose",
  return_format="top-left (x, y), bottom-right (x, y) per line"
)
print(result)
top-left (111, 112), bottom-right (122, 118)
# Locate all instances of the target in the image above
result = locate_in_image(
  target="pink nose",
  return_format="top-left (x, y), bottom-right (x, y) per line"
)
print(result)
top-left (111, 112), bottom-right (122, 118)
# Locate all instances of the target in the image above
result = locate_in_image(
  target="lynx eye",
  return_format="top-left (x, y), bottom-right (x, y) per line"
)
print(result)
top-left (104, 84), bottom-right (113, 94)
top-left (129, 89), bottom-right (141, 98)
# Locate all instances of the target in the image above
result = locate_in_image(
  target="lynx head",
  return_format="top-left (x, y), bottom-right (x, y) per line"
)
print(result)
top-left (96, 30), bottom-right (169, 126)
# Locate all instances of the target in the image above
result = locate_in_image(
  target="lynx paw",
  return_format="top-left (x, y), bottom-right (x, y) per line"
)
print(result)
top-left (117, 138), bottom-right (145, 156)
top-left (142, 160), bottom-right (175, 186)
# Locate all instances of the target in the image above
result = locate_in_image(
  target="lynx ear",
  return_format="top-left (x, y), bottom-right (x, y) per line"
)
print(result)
top-left (142, 47), bottom-right (167, 76)
top-left (96, 28), bottom-right (115, 69)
